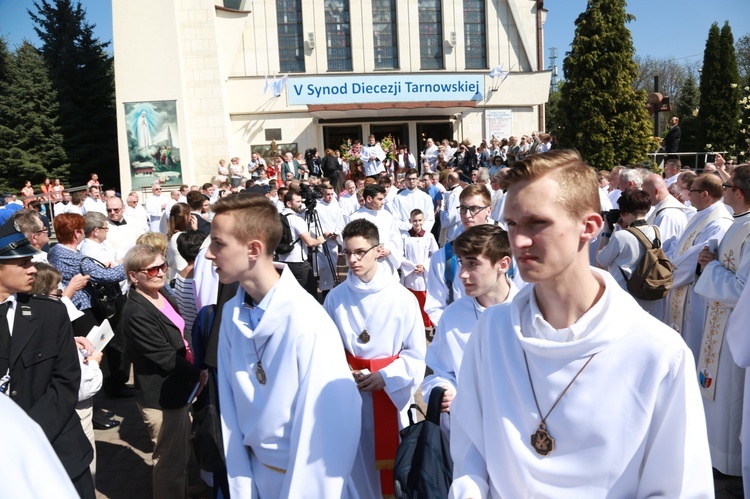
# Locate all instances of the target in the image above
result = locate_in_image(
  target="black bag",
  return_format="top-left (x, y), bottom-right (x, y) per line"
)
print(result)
top-left (81, 257), bottom-right (123, 319)
top-left (190, 305), bottom-right (225, 472)
top-left (393, 387), bottom-right (453, 499)
top-left (276, 213), bottom-right (298, 255)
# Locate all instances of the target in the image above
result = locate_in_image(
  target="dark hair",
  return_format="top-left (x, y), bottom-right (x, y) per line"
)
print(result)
top-left (453, 225), bottom-right (511, 265)
top-left (342, 219), bottom-right (379, 246)
top-left (731, 164), bottom-right (750, 200)
top-left (410, 209), bottom-right (423, 219)
top-left (176, 230), bottom-right (206, 263)
top-left (405, 168), bottom-right (419, 178)
top-left (186, 190), bottom-right (205, 211)
top-left (616, 190), bottom-right (651, 216)
top-left (168, 202), bottom-right (191, 237)
top-left (363, 184), bottom-right (385, 200)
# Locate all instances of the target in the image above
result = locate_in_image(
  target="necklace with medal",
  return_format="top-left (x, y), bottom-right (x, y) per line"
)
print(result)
top-left (353, 303), bottom-right (374, 344)
top-left (244, 293), bottom-right (270, 385)
top-left (252, 338), bottom-right (270, 385)
top-left (523, 351), bottom-right (596, 456)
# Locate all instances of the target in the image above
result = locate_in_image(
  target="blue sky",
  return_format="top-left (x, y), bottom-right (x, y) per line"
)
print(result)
top-left (0, 0), bottom-right (748, 68)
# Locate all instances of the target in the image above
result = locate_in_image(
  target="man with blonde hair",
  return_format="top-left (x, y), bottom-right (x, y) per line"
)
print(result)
top-left (449, 149), bottom-right (712, 498)
top-left (206, 193), bottom-right (360, 497)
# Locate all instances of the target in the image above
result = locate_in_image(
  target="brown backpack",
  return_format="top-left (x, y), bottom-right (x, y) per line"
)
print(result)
top-left (620, 226), bottom-right (674, 301)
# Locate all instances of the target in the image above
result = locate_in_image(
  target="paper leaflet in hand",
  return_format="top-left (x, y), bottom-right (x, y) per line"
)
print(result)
top-left (85, 319), bottom-right (115, 352)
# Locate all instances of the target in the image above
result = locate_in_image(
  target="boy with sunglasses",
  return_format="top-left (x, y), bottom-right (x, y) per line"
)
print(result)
top-left (324, 218), bottom-right (426, 498)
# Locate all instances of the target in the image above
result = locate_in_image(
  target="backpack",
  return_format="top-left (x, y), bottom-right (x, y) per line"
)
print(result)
top-left (620, 226), bottom-right (674, 301)
top-left (276, 213), bottom-right (299, 255)
top-left (393, 387), bottom-right (453, 499)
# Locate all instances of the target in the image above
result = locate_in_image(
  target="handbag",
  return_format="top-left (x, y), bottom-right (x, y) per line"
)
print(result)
top-left (393, 387), bottom-right (453, 498)
top-left (80, 256), bottom-right (123, 319)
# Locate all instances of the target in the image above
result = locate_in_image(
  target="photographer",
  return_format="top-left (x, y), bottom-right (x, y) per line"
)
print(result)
top-left (279, 190), bottom-right (326, 297)
top-left (596, 190), bottom-right (664, 318)
top-left (305, 148), bottom-right (322, 178)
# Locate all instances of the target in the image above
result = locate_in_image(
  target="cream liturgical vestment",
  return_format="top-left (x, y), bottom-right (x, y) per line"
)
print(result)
top-left (666, 201), bottom-right (732, 357)
top-left (324, 266), bottom-right (426, 499)
top-left (726, 270), bottom-right (750, 497)
top-left (449, 269), bottom-right (713, 499)
top-left (217, 266), bottom-right (361, 498)
top-left (693, 210), bottom-right (750, 475)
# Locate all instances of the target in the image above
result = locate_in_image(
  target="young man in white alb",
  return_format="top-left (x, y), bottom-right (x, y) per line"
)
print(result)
top-left (425, 183), bottom-right (492, 324)
top-left (422, 224), bottom-right (517, 438)
top-left (449, 149), bottom-right (712, 498)
top-left (206, 194), bottom-right (361, 498)
top-left (324, 218), bottom-right (426, 498)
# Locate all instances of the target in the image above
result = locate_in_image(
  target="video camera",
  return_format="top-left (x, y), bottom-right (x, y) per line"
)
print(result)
top-left (602, 209), bottom-right (621, 228)
top-left (299, 182), bottom-right (323, 211)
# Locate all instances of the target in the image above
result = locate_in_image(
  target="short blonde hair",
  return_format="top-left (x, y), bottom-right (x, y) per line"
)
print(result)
top-left (211, 193), bottom-right (282, 256)
top-left (136, 232), bottom-right (168, 255)
top-left (504, 149), bottom-right (600, 220)
top-left (124, 244), bottom-right (163, 283)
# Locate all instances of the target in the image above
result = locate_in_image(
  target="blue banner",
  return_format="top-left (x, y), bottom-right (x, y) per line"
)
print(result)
top-left (287, 74), bottom-right (484, 105)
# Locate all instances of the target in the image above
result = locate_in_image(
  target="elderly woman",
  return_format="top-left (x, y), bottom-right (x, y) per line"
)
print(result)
top-left (48, 213), bottom-right (126, 335)
top-left (121, 244), bottom-right (205, 498)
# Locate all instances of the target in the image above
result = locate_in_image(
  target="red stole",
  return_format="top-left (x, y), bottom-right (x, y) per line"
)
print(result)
top-left (346, 350), bottom-right (400, 495)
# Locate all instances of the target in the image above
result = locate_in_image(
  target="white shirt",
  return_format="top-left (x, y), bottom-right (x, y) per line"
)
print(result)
top-left (218, 266), bottom-right (361, 498)
top-left (449, 269), bottom-right (713, 498)
top-left (82, 197), bottom-right (106, 215)
top-left (392, 188), bottom-right (435, 234)
top-left (277, 209), bottom-right (308, 263)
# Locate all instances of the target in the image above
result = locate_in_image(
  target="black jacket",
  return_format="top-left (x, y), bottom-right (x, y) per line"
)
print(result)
top-left (122, 289), bottom-right (201, 410)
top-left (664, 125), bottom-right (681, 153)
top-left (2, 294), bottom-right (92, 479)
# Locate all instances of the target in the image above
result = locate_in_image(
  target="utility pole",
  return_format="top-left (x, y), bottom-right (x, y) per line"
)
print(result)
top-left (549, 47), bottom-right (558, 92)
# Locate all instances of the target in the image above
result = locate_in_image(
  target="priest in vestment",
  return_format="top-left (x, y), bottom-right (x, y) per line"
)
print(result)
top-left (665, 174), bottom-right (732, 357)
top-left (359, 135), bottom-right (386, 178)
top-left (693, 165), bottom-right (750, 477)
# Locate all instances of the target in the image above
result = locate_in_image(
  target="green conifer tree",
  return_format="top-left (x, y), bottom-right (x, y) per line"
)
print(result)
top-left (0, 41), bottom-right (68, 192)
top-left (557, 0), bottom-right (652, 169)
top-left (674, 76), bottom-right (701, 157)
top-left (30, 0), bottom-right (117, 188)
top-left (699, 22), bottom-right (740, 154)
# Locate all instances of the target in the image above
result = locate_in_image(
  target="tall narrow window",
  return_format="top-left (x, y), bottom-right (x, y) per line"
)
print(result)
top-left (276, 0), bottom-right (305, 73)
top-left (372, 0), bottom-right (398, 70)
top-left (325, 0), bottom-right (353, 71)
top-left (418, 0), bottom-right (444, 70)
top-left (464, 0), bottom-right (487, 69)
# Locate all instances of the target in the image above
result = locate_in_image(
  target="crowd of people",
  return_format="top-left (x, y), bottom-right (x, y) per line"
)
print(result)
top-left (3, 133), bottom-right (750, 498)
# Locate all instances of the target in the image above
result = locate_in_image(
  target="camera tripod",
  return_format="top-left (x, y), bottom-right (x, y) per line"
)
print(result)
top-left (305, 203), bottom-right (340, 289)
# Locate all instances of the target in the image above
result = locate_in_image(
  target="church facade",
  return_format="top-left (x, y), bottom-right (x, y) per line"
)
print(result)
top-left (112, 0), bottom-right (551, 191)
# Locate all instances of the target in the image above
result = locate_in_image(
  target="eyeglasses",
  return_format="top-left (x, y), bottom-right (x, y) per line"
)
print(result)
top-left (107, 207), bottom-right (122, 213)
top-left (688, 189), bottom-right (706, 193)
top-left (153, 188), bottom-right (161, 192)
top-left (138, 262), bottom-right (168, 277)
top-left (458, 205), bottom-right (490, 216)
top-left (406, 176), bottom-right (419, 181)
top-left (48, 290), bottom-right (63, 299)
top-left (35, 228), bottom-right (48, 235)
top-left (95, 226), bottom-right (109, 231)
top-left (723, 183), bottom-right (739, 191)
top-left (342, 245), bottom-right (379, 261)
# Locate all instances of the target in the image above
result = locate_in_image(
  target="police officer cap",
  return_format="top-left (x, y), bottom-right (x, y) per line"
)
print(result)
top-left (0, 219), bottom-right (40, 260)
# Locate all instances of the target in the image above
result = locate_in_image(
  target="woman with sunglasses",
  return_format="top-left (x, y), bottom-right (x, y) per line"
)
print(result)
top-left (121, 244), bottom-right (205, 499)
